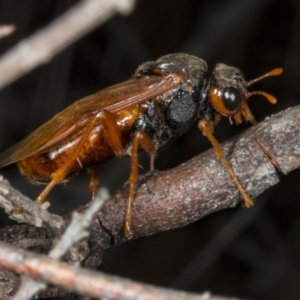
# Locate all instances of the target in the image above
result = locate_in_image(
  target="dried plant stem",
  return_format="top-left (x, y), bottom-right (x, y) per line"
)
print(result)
top-left (0, 241), bottom-right (242, 300)
top-left (0, 0), bottom-right (136, 90)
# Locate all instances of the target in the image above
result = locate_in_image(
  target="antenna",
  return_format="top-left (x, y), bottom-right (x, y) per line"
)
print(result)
top-left (246, 68), bottom-right (283, 104)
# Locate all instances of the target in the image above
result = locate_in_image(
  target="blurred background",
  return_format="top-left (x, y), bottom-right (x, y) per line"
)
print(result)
top-left (0, 0), bottom-right (300, 299)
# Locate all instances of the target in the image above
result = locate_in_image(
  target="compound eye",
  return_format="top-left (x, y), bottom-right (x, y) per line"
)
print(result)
top-left (223, 87), bottom-right (242, 111)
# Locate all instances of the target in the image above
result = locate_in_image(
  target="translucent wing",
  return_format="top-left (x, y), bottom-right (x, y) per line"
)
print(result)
top-left (0, 73), bottom-right (183, 167)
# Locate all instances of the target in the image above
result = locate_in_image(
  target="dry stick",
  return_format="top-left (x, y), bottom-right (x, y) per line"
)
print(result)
top-left (0, 0), bottom-right (136, 90)
top-left (0, 176), bottom-right (65, 235)
top-left (0, 242), bottom-right (242, 300)
top-left (0, 25), bottom-right (15, 39)
top-left (12, 189), bottom-right (110, 300)
top-left (49, 189), bottom-right (109, 261)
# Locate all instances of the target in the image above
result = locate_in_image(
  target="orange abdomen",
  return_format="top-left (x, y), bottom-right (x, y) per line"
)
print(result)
top-left (18, 107), bottom-right (144, 184)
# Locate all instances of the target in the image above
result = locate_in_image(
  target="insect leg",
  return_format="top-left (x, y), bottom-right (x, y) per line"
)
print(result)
top-left (89, 169), bottom-right (100, 200)
top-left (95, 111), bottom-right (157, 236)
top-left (36, 113), bottom-right (102, 204)
top-left (198, 119), bottom-right (254, 207)
top-left (100, 110), bottom-right (124, 156)
top-left (125, 131), bottom-right (156, 237)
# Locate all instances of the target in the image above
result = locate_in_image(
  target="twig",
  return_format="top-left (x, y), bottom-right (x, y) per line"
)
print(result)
top-left (0, 0), bottom-right (136, 90)
top-left (0, 25), bottom-right (15, 39)
top-left (12, 189), bottom-right (110, 300)
top-left (0, 241), bottom-right (243, 300)
top-left (0, 266), bottom-right (19, 299)
top-left (13, 239), bottom-right (53, 249)
top-left (0, 176), bottom-right (65, 236)
top-left (49, 188), bottom-right (109, 260)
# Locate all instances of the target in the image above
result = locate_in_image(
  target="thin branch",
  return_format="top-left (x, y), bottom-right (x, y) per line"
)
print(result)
top-left (0, 176), bottom-right (65, 236)
top-left (0, 0), bottom-right (136, 90)
top-left (0, 241), bottom-right (243, 300)
top-left (12, 189), bottom-right (110, 300)
top-left (0, 25), bottom-right (15, 39)
top-left (0, 266), bottom-right (19, 299)
top-left (49, 188), bottom-right (109, 260)
top-left (13, 239), bottom-right (53, 249)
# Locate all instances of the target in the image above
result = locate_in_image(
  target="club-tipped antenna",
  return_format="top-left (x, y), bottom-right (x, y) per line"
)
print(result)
top-left (246, 67), bottom-right (283, 104)
top-left (247, 91), bottom-right (277, 104)
top-left (247, 68), bottom-right (283, 87)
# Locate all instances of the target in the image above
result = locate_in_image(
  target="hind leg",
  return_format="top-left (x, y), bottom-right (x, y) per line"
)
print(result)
top-left (35, 112), bottom-right (103, 205)
top-left (88, 169), bottom-right (100, 200)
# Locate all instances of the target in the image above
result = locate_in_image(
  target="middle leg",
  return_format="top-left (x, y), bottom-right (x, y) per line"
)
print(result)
top-left (125, 131), bottom-right (157, 237)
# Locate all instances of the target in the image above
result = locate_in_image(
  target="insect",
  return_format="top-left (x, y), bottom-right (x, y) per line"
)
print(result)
top-left (0, 53), bottom-right (282, 236)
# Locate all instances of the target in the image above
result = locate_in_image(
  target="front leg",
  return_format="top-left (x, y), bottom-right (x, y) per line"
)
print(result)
top-left (198, 119), bottom-right (254, 208)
